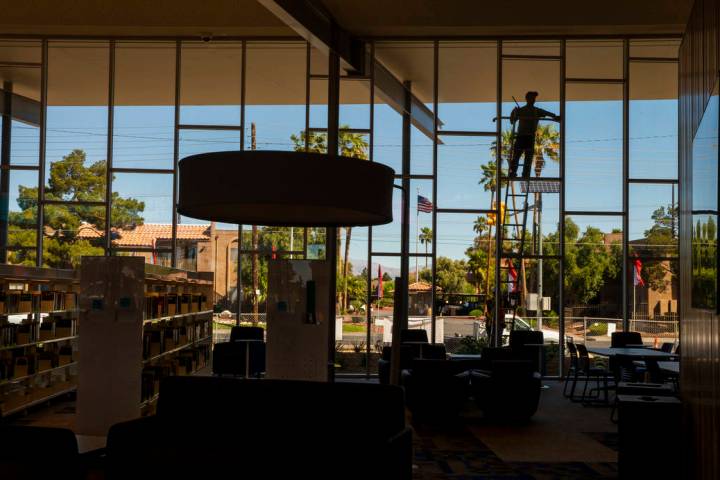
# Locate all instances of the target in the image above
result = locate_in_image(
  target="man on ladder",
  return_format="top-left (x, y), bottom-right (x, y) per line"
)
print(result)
top-left (508, 91), bottom-right (560, 178)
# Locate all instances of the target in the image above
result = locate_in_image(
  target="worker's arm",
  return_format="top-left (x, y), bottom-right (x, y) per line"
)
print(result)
top-left (510, 107), bottom-right (518, 124)
top-left (537, 107), bottom-right (561, 121)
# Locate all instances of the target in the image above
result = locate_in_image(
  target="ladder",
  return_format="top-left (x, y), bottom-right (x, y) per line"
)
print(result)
top-left (498, 121), bottom-right (532, 333)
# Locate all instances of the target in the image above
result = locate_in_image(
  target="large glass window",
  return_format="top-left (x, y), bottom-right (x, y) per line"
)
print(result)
top-left (565, 83), bottom-right (623, 212)
top-left (691, 81), bottom-right (718, 311)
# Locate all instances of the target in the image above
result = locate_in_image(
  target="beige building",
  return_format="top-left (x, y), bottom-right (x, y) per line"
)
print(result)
top-left (79, 222), bottom-right (239, 305)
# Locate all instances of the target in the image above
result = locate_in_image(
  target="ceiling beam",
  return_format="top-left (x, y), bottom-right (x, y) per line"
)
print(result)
top-left (257, 0), bottom-right (437, 140)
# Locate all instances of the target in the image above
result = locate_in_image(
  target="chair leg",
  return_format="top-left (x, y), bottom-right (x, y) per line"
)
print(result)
top-left (569, 369), bottom-right (580, 400)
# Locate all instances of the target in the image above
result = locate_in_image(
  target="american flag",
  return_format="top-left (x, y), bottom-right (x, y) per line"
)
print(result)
top-left (417, 195), bottom-right (433, 213)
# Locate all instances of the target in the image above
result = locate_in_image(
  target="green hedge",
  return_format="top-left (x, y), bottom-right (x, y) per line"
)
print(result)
top-left (587, 322), bottom-right (608, 336)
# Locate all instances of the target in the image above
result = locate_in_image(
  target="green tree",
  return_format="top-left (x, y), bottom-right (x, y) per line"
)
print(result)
top-left (8, 150), bottom-right (145, 268)
top-left (434, 256), bottom-right (473, 294)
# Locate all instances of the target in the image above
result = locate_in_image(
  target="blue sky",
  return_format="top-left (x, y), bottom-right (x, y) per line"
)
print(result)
top-left (9, 96), bottom-right (678, 266)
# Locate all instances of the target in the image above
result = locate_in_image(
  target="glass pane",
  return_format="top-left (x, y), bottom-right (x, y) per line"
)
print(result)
top-left (517, 258), bottom-right (561, 376)
top-left (691, 214), bottom-right (717, 310)
top-left (11, 121), bottom-right (39, 166)
top-left (43, 205), bottom-right (105, 268)
top-left (309, 78), bottom-right (328, 129)
top-left (692, 85), bottom-right (718, 212)
top-left (501, 59), bottom-right (560, 181)
top-left (180, 42), bottom-right (242, 125)
top-left (435, 213), bottom-right (494, 348)
top-left (566, 83), bottom-right (622, 211)
top-left (371, 186), bottom-right (401, 253)
top-left (411, 123), bottom-right (432, 175)
top-left (246, 42), bottom-right (306, 151)
top-left (566, 40), bottom-right (623, 79)
top-left (410, 178), bottom-right (433, 256)
top-left (114, 42), bottom-right (175, 170)
top-left (629, 183), bottom-right (678, 257)
top-left (438, 41), bottom-right (496, 132)
top-left (7, 169), bottom-right (38, 252)
top-left (503, 41), bottom-right (560, 56)
top-left (369, 254), bottom-right (401, 344)
top-left (47, 41), bottom-right (109, 201)
top-left (240, 225), bottom-right (304, 254)
top-left (629, 62), bottom-right (678, 179)
top-left (501, 181), bottom-right (560, 258)
top-left (340, 78), bottom-right (371, 130)
top-left (563, 215), bottom-right (623, 329)
top-left (438, 136), bottom-right (494, 209)
top-left (627, 258), bottom-right (679, 336)
top-left (178, 129), bottom-right (240, 225)
top-left (630, 39), bottom-right (680, 59)
top-left (373, 98), bottom-right (402, 173)
top-left (337, 226), bottom-right (371, 374)
top-left (111, 173), bottom-right (172, 231)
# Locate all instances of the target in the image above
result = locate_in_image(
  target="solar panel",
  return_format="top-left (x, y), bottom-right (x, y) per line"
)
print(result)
top-left (518, 179), bottom-right (560, 193)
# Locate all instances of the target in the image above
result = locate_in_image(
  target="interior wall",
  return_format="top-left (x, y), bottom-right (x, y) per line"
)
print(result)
top-left (679, 0), bottom-right (720, 478)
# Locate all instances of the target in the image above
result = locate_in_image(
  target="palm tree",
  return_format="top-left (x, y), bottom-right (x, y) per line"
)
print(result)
top-left (466, 249), bottom-right (485, 294)
top-left (291, 125), bottom-right (369, 313)
top-left (419, 227), bottom-right (432, 269)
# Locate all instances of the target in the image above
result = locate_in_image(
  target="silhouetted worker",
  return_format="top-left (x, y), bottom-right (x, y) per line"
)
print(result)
top-left (509, 91), bottom-right (560, 178)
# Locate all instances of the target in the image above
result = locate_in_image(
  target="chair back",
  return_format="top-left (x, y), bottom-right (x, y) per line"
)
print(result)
top-left (576, 343), bottom-right (592, 371)
top-left (566, 341), bottom-right (579, 367)
top-left (0, 426), bottom-right (79, 478)
top-left (611, 331), bottom-right (642, 348)
top-left (212, 340), bottom-right (266, 376)
top-left (230, 326), bottom-right (264, 342)
top-left (400, 329), bottom-right (428, 343)
top-left (420, 343), bottom-right (447, 360)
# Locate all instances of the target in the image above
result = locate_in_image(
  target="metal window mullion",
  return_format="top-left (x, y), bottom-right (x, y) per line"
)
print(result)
top-left (104, 40), bottom-right (115, 253)
top-left (559, 39), bottom-right (566, 376)
top-left (494, 40), bottom-right (502, 348)
top-left (171, 40), bottom-right (181, 268)
top-left (36, 39), bottom-right (48, 267)
top-left (431, 40), bottom-right (439, 344)
top-left (366, 41), bottom-right (375, 377)
top-left (622, 39), bottom-right (630, 330)
top-left (237, 39), bottom-right (246, 319)
top-left (327, 48), bottom-right (341, 382)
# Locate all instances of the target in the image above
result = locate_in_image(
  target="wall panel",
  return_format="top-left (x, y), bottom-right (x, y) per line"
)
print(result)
top-left (679, 0), bottom-right (720, 478)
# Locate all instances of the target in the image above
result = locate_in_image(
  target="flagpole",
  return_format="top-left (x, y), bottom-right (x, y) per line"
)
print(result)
top-left (415, 187), bottom-right (419, 283)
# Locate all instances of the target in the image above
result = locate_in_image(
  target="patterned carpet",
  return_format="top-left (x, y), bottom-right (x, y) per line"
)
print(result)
top-left (412, 423), bottom-right (618, 479)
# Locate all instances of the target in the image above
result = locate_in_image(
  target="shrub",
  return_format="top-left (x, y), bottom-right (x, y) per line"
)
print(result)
top-left (468, 309), bottom-right (483, 317)
top-left (587, 322), bottom-right (608, 336)
top-left (455, 335), bottom-right (487, 354)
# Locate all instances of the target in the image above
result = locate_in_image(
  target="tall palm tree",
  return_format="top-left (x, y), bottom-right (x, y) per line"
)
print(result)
top-left (466, 249), bottom-right (485, 294)
top-left (419, 227), bottom-right (432, 270)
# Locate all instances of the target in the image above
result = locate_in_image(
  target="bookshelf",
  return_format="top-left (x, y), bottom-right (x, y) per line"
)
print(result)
top-left (0, 265), bottom-right (79, 417)
top-left (77, 257), bottom-right (213, 435)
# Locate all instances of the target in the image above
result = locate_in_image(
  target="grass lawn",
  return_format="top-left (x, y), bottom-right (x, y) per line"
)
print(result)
top-left (213, 321), bottom-right (233, 330)
top-left (343, 324), bottom-right (366, 333)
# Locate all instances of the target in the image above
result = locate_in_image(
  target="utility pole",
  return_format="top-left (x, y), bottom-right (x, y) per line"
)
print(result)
top-left (251, 122), bottom-right (259, 320)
